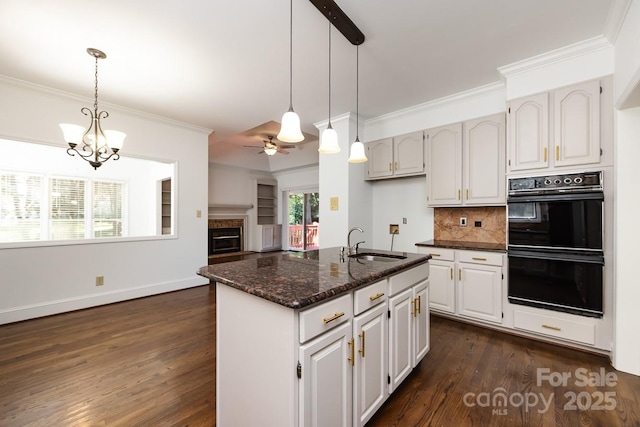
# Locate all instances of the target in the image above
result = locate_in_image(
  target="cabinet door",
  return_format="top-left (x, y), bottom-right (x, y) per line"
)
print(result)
top-left (262, 225), bottom-right (274, 250)
top-left (553, 80), bottom-right (600, 167)
top-left (427, 123), bottom-right (463, 206)
top-left (428, 260), bottom-right (455, 313)
top-left (413, 280), bottom-right (430, 366)
top-left (367, 138), bottom-right (394, 179)
top-left (508, 92), bottom-right (549, 172)
top-left (272, 224), bottom-right (282, 250)
top-left (394, 131), bottom-right (424, 176)
top-left (353, 303), bottom-right (388, 427)
top-left (457, 263), bottom-right (502, 324)
top-left (299, 321), bottom-right (353, 427)
top-left (388, 288), bottom-right (413, 393)
top-left (464, 114), bottom-right (506, 205)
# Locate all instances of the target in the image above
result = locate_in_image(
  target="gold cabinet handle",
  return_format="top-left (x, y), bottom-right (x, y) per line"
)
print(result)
top-left (466, 189), bottom-right (469, 200)
top-left (459, 268), bottom-right (461, 281)
top-left (450, 267), bottom-right (453, 280)
top-left (543, 147), bottom-right (548, 162)
top-left (416, 295), bottom-right (421, 315)
top-left (457, 189), bottom-right (461, 200)
top-left (412, 298), bottom-right (417, 317)
top-left (542, 324), bottom-right (561, 331)
top-left (359, 331), bottom-right (365, 358)
top-left (348, 338), bottom-right (355, 366)
top-left (429, 253), bottom-right (441, 257)
top-left (369, 292), bottom-right (385, 301)
top-left (389, 163), bottom-right (392, 172)
top-left (395, 161), bottom-right (398, 171)
top-left (556, 145), bottom-right (560, 161)
top-left (323, 312), bottom-right (345, 324)
top-left (472, 257), bottom-right (487, 261)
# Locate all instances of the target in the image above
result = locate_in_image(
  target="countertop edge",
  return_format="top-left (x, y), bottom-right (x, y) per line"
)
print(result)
top-left (415, 240), bottom-right (506, 253)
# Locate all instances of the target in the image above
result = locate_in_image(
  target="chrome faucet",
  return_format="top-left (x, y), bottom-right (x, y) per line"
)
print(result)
top-left (347, 227), bottom-right (364, 255)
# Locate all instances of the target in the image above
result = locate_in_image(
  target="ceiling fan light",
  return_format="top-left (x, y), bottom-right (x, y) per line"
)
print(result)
top-left (264, 147), bottom-right (278, 156)
top-left (318, 126), bottom-right (340, 154)
top-left (277, 110), bottom-right (304, 143)
top-left (348, 140), bottom-right (367, 163)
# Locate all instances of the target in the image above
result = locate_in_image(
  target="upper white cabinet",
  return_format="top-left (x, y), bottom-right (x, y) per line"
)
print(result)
top-left (427, 114), bottom-right (506, 207)
top-left (508, 79), bottom-right (601, 173)
top-left (366, 131), bottom-right (424, 180)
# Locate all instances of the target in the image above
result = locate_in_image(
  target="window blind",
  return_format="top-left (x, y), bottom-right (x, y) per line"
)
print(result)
top-left (0, 172), bottom-right (43, 242)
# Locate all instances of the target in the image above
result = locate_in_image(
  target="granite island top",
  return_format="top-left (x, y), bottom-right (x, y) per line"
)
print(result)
top-left (415, 239), bottom-right (506, 252)
top-left (197, 247), bottom-right (431, 309)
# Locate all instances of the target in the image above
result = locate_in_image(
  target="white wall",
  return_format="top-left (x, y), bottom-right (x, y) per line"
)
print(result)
top-left (0, 78), bottom-right (210, 324)
top-left (614, 0), bottom-right (640, 107)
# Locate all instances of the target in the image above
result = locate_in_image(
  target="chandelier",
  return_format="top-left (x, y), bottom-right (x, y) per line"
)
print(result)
top-left (60, 48), bottom-right (126, 170)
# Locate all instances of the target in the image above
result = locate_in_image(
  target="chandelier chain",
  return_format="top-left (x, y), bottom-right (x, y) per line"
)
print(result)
top-left (93, 55), bottom-right (99, 112)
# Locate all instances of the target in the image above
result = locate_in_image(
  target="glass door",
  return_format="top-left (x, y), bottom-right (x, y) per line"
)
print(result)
top-left (288, 191), bottom-right (319, 251)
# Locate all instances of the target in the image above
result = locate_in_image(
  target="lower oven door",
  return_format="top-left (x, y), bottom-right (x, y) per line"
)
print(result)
top-left (508, 248), bottom-right (604, 318)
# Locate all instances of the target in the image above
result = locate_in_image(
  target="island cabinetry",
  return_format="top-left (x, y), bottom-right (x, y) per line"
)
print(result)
top-left (427, 113), bottom-right (505, 207)
top-left (388, 265), bottom-right (430, 392)
top-left (366, 131), bottom-right (424, 180)
top-left (508, 79), bottom-right (601, 172)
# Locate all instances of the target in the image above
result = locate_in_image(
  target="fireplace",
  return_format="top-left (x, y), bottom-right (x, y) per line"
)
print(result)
top-left (208, 218), bottom-right (245, 256)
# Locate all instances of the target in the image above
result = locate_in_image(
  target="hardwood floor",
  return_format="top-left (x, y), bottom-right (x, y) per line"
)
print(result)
top-left (1, 285), bottom-right (639, 426)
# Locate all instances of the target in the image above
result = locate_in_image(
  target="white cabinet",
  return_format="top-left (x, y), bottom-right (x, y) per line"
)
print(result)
top-left (457, 251), bottom-right (503, 324)
top-left (299, 321), bottom-right (353, 427)
top-left (387, 266), bottom-right (430, 393)
top-left (353, 302), bottom-right (388, 427)
top-left (366, 131), bottom-right (424, 180)
top-left (417, 247), bottom-right (504, 325)
top-left (427, 114), bottom-right (505, 207)
top-left (508, 79), bottom-right (601, 173)
top-left (258, 224), bottom-right (282, 252)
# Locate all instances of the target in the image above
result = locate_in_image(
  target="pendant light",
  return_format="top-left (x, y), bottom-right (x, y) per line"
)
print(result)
top-left (348, 44), bottom-right (367, 163)
top-left (318, 12), bottom-right (341, 154)
top-left (277, 0), bottom-right (304, 143)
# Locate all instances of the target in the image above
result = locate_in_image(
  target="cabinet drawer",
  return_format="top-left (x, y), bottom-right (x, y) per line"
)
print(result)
top-left (457, 250), bottom-right (503, 266)
top-left (299, 294), bottom-right (352, 343)
top-left (513, 310), bottom-right (595, 346)
top-left (422, 247), bottom-right (454, 262)
top-left (353, 280), bottom-right (387, 316)
top-left (389, 263), bottom-right (429, 296)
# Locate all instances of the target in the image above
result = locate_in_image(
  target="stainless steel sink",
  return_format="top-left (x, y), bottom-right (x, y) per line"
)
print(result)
top-left (348, 252), bottom-right (407, 262)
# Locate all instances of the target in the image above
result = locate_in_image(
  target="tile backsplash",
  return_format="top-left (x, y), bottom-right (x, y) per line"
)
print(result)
top-left (434, 206), bottom-right (506, 245)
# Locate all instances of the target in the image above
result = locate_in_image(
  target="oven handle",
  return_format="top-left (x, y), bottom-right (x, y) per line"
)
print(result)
top-left (507, 191), bottom-right (603, 203)
top-left (508, 248), bottom-right (604, 265)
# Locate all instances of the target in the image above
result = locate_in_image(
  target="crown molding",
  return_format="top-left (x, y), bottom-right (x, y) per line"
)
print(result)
top-left (497, 36), bottom-right (612, 79)
top-left (603, 0), bottom-right (633, 44)
top-left (0, 74), bottom-right (213, 135)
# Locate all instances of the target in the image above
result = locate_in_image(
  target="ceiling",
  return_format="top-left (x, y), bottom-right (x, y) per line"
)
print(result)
top-left (0, 0), bottom-right (618, 166)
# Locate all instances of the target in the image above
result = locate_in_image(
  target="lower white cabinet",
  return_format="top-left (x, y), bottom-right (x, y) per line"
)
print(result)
top-left (299, 321), bottom-right (353, 427)
top-left (258, 224), bottom-right (282, 251)
top-left (417, 246), bottom-right (504, 324)
top-left (216, 262), bottom-right (430, 427)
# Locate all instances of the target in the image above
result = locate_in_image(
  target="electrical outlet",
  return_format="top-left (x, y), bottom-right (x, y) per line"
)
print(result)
top-left (96, 276), bottom-right (104, 286)
top-left (389, 224), bottom-right (399, 234)
top-left (403, 217), bottom-right (407, 224)
top-left (460, 217), bottom-right (467, 227)
top-left (475, 221), bottom-right (482, 227)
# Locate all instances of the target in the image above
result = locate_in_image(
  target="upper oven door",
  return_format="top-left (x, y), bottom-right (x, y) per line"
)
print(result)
top-left (507, 191), bottom-right (603, 251)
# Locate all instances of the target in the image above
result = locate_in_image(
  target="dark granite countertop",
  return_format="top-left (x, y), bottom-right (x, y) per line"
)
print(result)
top-left (197, 247), bottom-right (430, 309)
top-left (415, 239), bottom-right (506, 252)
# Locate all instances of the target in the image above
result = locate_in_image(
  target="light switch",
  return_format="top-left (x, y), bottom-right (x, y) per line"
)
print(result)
top-left (196, 210), bottom-right (202, 218)
top-left (330, 197), bottom-right (339, 211)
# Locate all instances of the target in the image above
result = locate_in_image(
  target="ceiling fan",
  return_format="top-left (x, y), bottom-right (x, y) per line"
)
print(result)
top-left (244, 136), bottom-right (295, 156)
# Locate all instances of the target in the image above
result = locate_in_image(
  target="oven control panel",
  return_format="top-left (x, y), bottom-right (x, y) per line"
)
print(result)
top-left (509, 171), bottom-right (602, 193)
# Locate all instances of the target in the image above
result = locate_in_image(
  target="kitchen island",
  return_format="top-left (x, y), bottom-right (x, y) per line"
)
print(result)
top-left (198, 247), bottom-right (431, 427)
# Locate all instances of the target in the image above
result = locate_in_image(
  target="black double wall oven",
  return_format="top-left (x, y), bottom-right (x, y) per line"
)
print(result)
top-left (507, 171), bottom-right (604, 318)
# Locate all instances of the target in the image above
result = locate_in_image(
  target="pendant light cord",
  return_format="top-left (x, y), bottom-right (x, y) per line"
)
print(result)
top-left (327, 14), bottom-right (332, 127)
top-left (288, 0), bottom-right (293, 110)
top-left (355, 44), bottom-right (359, 141)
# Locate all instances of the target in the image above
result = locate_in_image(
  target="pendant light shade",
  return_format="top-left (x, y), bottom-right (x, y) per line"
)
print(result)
top-left (277, 0), bottom-right (304, 143)
top-left (318, 13), bottom-right (341, 154)
top-left (348, 44), bottom-right (367, 163)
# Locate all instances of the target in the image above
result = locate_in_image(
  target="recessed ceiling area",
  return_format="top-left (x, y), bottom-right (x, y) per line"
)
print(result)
top-left (0, 0), bottom-right (618, 168)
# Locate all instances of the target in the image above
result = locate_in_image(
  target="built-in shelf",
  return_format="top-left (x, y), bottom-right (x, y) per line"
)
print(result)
top-left (257, 182), bottom-right (277, 225)
top-left (161, 178), bottom-right (172, 235)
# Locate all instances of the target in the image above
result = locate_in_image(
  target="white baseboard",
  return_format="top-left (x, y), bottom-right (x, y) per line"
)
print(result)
top-left (0, 276), bottom-right (209, 325)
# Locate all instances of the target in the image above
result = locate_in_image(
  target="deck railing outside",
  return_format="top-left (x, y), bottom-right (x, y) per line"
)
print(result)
top-left (288, 224), bottom-right (319, 250)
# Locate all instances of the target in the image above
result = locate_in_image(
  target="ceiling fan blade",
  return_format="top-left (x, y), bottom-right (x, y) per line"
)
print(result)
top-left (243, 145), bottom-right (263, 148)
top-left (280, 144), bottom-right (296, 149)
top-left (277, 148), bottom-right (290, 155)
top-left (257, 149), bottom-right (265, 154)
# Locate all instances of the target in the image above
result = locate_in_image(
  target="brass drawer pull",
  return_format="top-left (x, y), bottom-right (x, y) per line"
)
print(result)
top-left (457, 189), bottom-right (461, 200)
top-left (429, 253), bottom-right (441, 257)
top-left (416, 295), bottom-right (421, 315)
top-left (323, 312), bottom-right (345, 324)
top-left (459, 268), bottom-right (461, 281)
top-left (556, 145), bottom-right (560, 161)
top-left (389, 163), bottom-right (392, 172)
top-left (544, 147), bottom-right (548, 162)
top-left (450, 267), bottom-right (453, 280)
top-left (369, 292), bottom-right (385, 301)
top-left (472, 257), bottom-right (487, 261)
top-left (542, 324), bottom-right (561, 331)
top-left (348, 338), bottom-right (355, 366)
top-left (466, 189), bottom-right (469, 200)
top-left (359, 331), bottom-right (365, 358)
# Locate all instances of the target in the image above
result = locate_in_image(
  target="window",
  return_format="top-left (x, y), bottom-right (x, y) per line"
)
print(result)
top-left (1, 172), bottom-right (125, 243)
